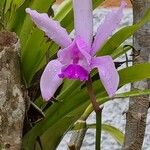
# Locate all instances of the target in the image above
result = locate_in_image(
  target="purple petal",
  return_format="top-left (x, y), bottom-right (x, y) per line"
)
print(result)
top-left (91, 56), bottom-right (119, 97)
top-left (76, 36), bottom-right (91, 64)
top-left (57, 39), bottom-right (76, 65)
top-left (26, 8), bottom-right (72, 48)
top-left (40, 60), bottom-right (63, 101)
top-left (59, 64), bottom-right (89, 81)
top-left (57, 37), bottom-right (91, 71)
top-left (92, 0), bottom-right (127, 55)
top-left (73, 0), bottom-right (93, 46)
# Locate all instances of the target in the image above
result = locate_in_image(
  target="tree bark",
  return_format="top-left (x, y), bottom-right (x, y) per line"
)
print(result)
top-left (0, 31), bottom-right (25, 150)
top-left (122, 1), bottom-right (150, 150)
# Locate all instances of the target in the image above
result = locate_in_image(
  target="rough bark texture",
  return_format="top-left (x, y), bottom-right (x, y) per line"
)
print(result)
top-left (122, 1), bottom-right (150, 150)
top-left (0, 31), bottom-right (25, 150)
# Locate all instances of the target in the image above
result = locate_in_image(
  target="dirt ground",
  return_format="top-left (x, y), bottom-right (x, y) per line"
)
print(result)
top-left (56, 0), bottom-right (132, 7)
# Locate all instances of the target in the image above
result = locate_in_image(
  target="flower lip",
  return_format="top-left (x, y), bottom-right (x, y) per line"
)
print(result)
top-left (58, 64), bottom-right (89, 81)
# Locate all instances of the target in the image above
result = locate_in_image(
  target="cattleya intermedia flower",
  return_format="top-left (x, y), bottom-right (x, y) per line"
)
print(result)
top-left (26, 0), bottom-right (127, 101)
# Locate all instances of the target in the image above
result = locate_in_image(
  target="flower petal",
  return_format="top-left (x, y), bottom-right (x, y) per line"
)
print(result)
top-left (73, 0), bottom-right (93, 46)
top-left (40, 60), bottom-right (63, 101)
top-left (91, 56), bottom-right (119, 97)
top-left (57, 37), bottom-right (91, 70)
top-left (92, 0), bottom-right (127, 55)
top-left (57, 40), bottom-right (76, 65)
top-left (26, 8), bottom-right (72, 48)
top-left (75, 36), bottom-right (91, 65)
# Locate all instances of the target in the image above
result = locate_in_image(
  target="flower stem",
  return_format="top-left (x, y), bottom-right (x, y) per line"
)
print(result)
top-left (86, 77), bottom-right (102, 150)
top-left (96, 110), bottom-right (102, 150)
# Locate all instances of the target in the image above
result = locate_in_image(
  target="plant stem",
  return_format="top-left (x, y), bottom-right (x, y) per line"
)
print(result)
top-left (86, 77), bottom-right (102, 150)
top-left (96, 110), bottom-right (102, 150)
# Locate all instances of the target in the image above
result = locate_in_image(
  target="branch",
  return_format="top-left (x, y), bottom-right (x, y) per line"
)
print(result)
top-left (0, 31), bottom-right (25, 149)
top-left (122, 1), bottom-right (150, 149)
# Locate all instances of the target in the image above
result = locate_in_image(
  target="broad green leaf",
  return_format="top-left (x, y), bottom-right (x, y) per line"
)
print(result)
top-left (23, 63), bottom-right (150, 149)
top-left (21, 29), bottom-right (50, 86)
top-left (97, 8), bottom-right (150, 56)
top-left (119, 63), bottom-right (150, 86)
top-left (87, 124), bottom-right (124, 145)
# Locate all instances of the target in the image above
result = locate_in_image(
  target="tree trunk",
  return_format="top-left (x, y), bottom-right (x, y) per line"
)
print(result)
top-left (0, 31), bottom-right (25, 150)
top-left (122, 1), bottom-right (150, 150)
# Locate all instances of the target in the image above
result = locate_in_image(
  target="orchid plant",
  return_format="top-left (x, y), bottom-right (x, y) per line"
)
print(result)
top-left (1, 0), bottom-right (150, 149)
top-left (25, 1), bottom-right (127, 149)
top-left (26, 0), bottom-right (126, 101)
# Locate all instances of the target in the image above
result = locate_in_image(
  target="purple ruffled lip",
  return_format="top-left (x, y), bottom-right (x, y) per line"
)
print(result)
top-left (58, 64), bottom-right (89, 81)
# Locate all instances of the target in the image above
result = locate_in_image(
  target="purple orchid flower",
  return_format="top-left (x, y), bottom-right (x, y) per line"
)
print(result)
top-left (26, 0), bottom-right (127, 101)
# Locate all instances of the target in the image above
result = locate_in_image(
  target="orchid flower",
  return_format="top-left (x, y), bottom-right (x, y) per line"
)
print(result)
top-left (26, 0), bottom-right (127, 101)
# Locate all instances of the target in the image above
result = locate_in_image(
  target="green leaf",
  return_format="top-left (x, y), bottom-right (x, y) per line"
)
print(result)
top-left (4, 0), bottom-right (12, 13)
top-left (102, 124), bottom-right (124, 145)
top-left (3, 0), bottom-right (24, 27)
top-left (0, 0), bottom-right (5, 29)
top-left (54, 0), bottom-right (72, 21)
top-left (111, 45), bottom-right (132, 59)
top-left (97, 7), bottom-right (150, 56)
top-left (71, 123), bottom-right (124, 145)
top-left (119, 63), bottom-right (150, 86)
top-left (4, 0), bottom-right (24, 14)
top-left (53, 0), bottom-right (74, 33)
top-left (13, 0), bottom-right (24, 7)
top-left (7, 0), bottom-right (31, 32)
top-left (0, 0), bottom-right (5, 7)
top-left (87, 124), bottom-right (124, 145)
top-left (21, 29), bottom-right (51, 85)
top-left (115, 89), bottom-right (150, 98)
